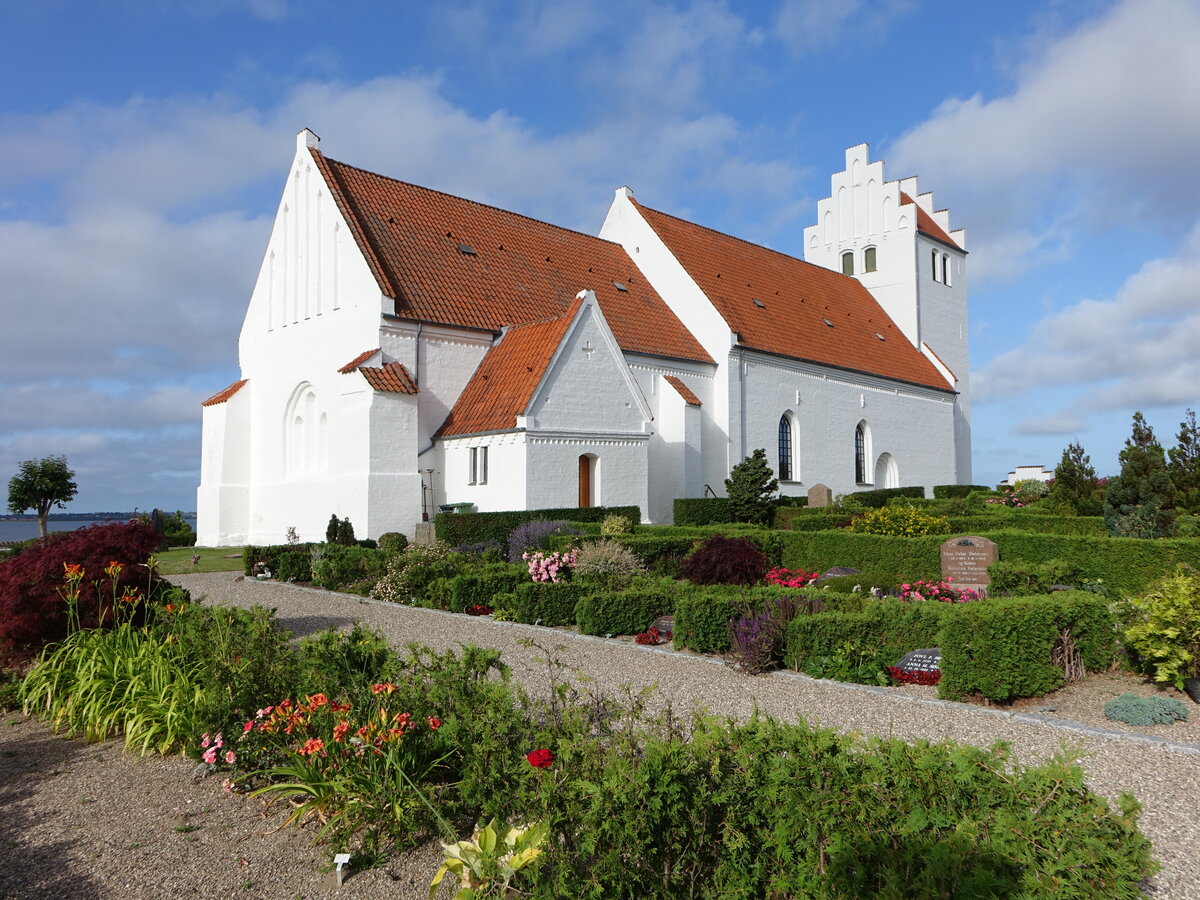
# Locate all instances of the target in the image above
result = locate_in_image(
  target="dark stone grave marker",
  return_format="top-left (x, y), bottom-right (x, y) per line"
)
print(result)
top-left (894, 647), bottom-right (941, 676)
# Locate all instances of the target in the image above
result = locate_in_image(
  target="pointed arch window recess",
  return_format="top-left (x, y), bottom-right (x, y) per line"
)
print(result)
top-left (778, 414), bottom-right (794, 482)
top-left (854, 422), bottom-right (868, 485)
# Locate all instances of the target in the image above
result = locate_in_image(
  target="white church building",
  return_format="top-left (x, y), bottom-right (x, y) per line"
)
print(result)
top-left (197, 130), bottom-right (970, 546)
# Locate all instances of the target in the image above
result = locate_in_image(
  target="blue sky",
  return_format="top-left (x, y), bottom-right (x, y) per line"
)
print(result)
top-left (3, 0), bottom-right (1199, 513)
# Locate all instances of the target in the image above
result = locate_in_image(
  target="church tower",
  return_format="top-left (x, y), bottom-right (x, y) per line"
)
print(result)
top-left (802, 144), bottom-right (971, 483)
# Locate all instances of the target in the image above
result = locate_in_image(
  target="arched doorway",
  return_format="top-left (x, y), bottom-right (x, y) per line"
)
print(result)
top-left (875, 453), bottom-right (899, 489)
top-left (578, 454), bottom-right (597, 507)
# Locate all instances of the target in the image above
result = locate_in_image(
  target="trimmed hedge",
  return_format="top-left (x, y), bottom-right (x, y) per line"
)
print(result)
top-left (447, 565), bottom-right (527, 613)
top-left (939, 592), bottom-right (1114, 702)
top-left (945, 515), bottom-right (1107, 537)
top-left (783, 600), bottom-right (951, 671)
top-left (673, 588), bottom-right (737, 653)
top-left (934, 484), bottom-right (992, 499)
top-left (778, 529), bottom-right (1200, 596)
top-left (848, 486), bottom-right (926, 508)
top-left (775, 511), bottom-right (855, 531)
top-left (310, 545), bottom-right (387, 591)
top-left (243, 544), bottom-right (318, 582)
top-left (575, 579), bottom-right (678, 636)
top-left (435, 506), bottom-right (641, 547)
top-left (673, 498), bottom-right (733, 526)
top-left (494, 581), bottom-right (593, 626)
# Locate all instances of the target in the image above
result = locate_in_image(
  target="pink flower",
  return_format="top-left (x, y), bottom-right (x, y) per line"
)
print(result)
top-left (224, 750), bottom-right (237, 765)
top-left (243, 721), bottom-right (254, 734)
top-left (201, 733), bottom-right (210, 748)
top-left (427, 716), bottom-right (441, 730)
top-left (202, 747), bottom-right (217, 765)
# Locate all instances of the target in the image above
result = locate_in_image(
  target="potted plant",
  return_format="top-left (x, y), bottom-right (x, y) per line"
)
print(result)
top-left (1122, 569), bottom-right (1200, 702)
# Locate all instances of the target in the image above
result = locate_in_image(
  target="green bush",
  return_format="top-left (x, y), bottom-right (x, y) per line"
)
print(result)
top-left (571, 539), bottom-right (646, 590)
top-left (784, 600), bottom-right (951, 673)
top-left (775, 509), bottom-right (855, 531)
top-left (1104, 692), bottom-right (1190, 726)
top-left (309, 544), bottom-right (387, 592)
top-left (575, 579), bottom-right (678, 636)
top-left (1121, 569), bottom-right (1200, 689)
top-left (370, 544), bottom-right (467, 606)
top-left (498, 581), bottom-right (593, 626)
top-left (938, 592), bottom-right (1115, 702)
top-left (295, 623), bottom-right (403, 698)
top-left (600, 514), bottom-right (633, 536)
top-left (673, 588), bottom-right (737, 653)
top-left (377, 531), bottom-right (409, 554)
top-left (673, 497), bottom-right (733, 526)
top-left (987, 559), bottom-right (1082, 596)
top-left (243, 543), bottom-right (319, 582)
top-left (945, 515), bottom-right (1107, 536)
top-left (848, 504), bottom-right (951, 537)
top-left (447, 565), bottom-right (527, 613)
top-left (848, 485), bottom-right (926, 508)
top-left (934, 484), bottom-right (992, 499)
top-left (779, 531), bottom-right (943, 584)
top-left (435, 505), bottom-right (641, 547)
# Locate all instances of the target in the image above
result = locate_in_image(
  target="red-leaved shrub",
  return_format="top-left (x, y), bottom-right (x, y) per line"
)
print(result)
top-left (0, 521), bottom-right (173, 663)
top-left (679, 535), bottom-right (768, 586)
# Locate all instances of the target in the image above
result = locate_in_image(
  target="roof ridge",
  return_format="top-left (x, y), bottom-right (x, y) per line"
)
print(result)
top-left (319, 153), bottom-right (628, 252)
top-left (637, 201), bottom-right (830, 274)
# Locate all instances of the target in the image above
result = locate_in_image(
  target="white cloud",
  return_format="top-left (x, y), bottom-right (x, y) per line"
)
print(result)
top-left (1013, 413), bottom-right (1089, 436)
top-left (774, 0), bottom-right (913, 53)
top-left (975, 221), bottom-right (1200, 410)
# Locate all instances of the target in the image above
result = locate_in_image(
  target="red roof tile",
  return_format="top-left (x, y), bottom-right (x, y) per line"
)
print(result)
top-left (338, 348), bottom-right (381, 373)
top-left (435, 300), bottom-right (580, 438)
top-left (900, 192), bottom-right (960, 250)
top-left (359, 361), bottom-right (418, 394)
top-left (663, 375), bottom-right (702, 406)
top-left (634, 203), bottom-right (951, 392)
top-left (312, 149), bottom-right (711, 365)
top-left (201, 379), bottom-right (248, 407)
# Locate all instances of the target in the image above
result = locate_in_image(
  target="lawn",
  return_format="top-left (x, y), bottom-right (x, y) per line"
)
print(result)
top-left (155, 546), bottom-right (244, 575)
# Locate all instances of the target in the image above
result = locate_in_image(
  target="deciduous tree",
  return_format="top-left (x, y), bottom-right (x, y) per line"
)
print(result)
top-left (7, 455), bottom-right (78, 539)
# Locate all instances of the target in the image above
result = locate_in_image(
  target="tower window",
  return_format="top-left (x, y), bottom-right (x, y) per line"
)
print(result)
top-left (863, 246), bottom-right (877, 273)
top-left (854, 422), bottom-right (868, 484)
top-left (841, 251), bottom-right (854, 276)
top-left (942, 253), bottom-right (951, 286)
top-left (931, 249), bottom-right (940, 283)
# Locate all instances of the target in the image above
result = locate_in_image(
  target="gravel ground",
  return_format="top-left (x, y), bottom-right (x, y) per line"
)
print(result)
top-left (3, 571), bottom-right (1199, 899)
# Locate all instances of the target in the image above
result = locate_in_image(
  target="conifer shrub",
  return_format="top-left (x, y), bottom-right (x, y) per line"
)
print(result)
top-left (724, 449), bottom-right (778, 524)
top-left (1103, 692), bottom-right (1190, 726)
top-left (680, 535), bottom-right (768, 585)
top-left (0, 520), bottom-right (175, 662)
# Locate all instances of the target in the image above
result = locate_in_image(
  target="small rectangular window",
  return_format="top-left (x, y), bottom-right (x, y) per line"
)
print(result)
top-left (942, 253), bottom-right (951, 286)
top-left (863, 247), bottom-right (877, 273)
top-left (841, 251), bottom-right (854, 276)
top-left (470, 446), bottom-right (488, 485)
top-left (931, 249), bottom-right (940, 282)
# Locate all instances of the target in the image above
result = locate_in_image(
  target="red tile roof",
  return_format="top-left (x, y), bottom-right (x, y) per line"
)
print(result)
top-left (311, 149), bottom-right (711, 365)
top-left (900, 192), bottom-right (960, 250)
top-left (634, 203), bottom-right (952, 392)
top-left (338, 348), bottom-right (381, 373)
top-left (663, 375), bottom-right (702, 406)
top-left (201, 379), bottom-right (248, 407)
top-left (435, 301), bottom-right (580, 438)
top-left (359, 361), bottom-right (418, 394)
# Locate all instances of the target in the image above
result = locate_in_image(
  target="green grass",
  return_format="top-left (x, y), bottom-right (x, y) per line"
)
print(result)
top-left (156, 546), bottom-right (246, 575)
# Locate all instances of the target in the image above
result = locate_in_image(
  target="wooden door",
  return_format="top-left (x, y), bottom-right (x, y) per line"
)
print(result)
top-left (578, 455), bottom-right (591, 508)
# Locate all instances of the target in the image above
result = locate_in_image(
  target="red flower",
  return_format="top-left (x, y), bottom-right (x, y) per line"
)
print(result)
top-left (526, 748), bottom-right (554, 769)
top-left (371, 682), bottom-right (396, 695)
top-left (298, 738), bottom-right (325, 757)
top-left (427, 716), bottom-right (442, 730)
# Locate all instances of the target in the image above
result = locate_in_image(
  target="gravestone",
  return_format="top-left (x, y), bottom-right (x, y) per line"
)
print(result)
top-left (893, 647), bottom-right (941, 677)
top-left (815, 566), bottom-right (860, 584)
top-left (940, 535), bottom-right (999, 594)
top-left (807, 483), bottom-right (833, 508)
top-left (650, 615), bottom-right (675, 636)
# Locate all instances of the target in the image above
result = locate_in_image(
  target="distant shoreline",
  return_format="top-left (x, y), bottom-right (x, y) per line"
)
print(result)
top-left (0, 512), bottom-right (196, 522)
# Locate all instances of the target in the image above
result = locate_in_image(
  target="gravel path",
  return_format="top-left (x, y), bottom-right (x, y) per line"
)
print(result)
top-left (5, 572), bottom-right (1199, 899)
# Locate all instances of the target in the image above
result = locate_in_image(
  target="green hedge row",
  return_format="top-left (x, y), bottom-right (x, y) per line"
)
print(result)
top-left (575, 579), bottom-right (678, 636)
top-left (673, 498), bottom-right (733, 526)
top-left (447, 565), bottom-right (527, 613)
top-left (435, 505), bottom-right (641, 547)
top-left (243, 544), bottom-right (318, 582)
top-left (777, 529), bottom-right (1200, 596)
top-left (775, 509), bottom-right (855, 531)
top-left (933, 484), bottom-right (993, 499)
top-left (848, 486), bottom-right (927, 507)
top-left (673, 589), bottom-right (738, 653)
top-left (493, 581), bottom-right (594, 626)
top-left (939, 592), bottom-right (1114, 702)
top-left (783, 601), bottom-right (950, 672)
top-left (945, 515), bottom-right (1107, 536)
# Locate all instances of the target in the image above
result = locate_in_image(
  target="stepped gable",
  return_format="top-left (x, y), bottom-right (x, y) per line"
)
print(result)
top-left (634, 203), bottom-right (952, 392)
top-left (311, 150), bottom-right (710, 365)
top-left (900, 191), bottom-right (960, 250)
top-left (434, 300), bottom-right (581, 438)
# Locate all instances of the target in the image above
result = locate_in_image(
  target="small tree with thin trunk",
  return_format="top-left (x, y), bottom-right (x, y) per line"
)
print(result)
top-left (1168, 408), bottom-right (1200, 515)
top-left (1105, 412), bottom-right (1178, 538)
top-left (7, 455), bottom-right (78, 539)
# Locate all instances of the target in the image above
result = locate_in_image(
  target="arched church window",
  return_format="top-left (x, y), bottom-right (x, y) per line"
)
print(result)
top-left (778, 414), bottom-right (795, 481)
top-left (841, 251), bottom-right (854, 276)
top-left (863, 246), bottom-right (877, 273)
top-left (854, 421), bottom-right (871, 485)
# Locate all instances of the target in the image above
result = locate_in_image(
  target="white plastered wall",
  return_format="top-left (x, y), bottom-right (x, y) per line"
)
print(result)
top-left (737, 350), bottom-right (957, 498)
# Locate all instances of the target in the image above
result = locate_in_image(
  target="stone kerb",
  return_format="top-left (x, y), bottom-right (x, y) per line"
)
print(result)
top-left (939, 535), bottom-right (998, 594)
